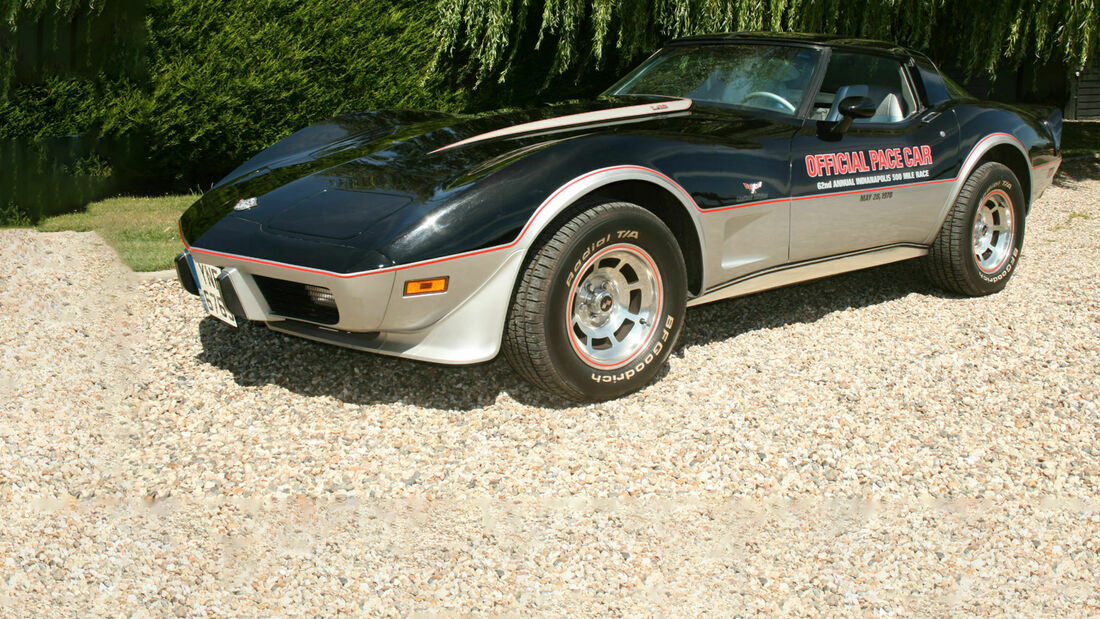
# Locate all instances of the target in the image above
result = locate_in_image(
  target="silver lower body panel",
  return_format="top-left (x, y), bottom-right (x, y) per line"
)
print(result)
top-left (688, 244), bottom-right (928, 307)
top-left (187, 248), bottom-right (526, 365)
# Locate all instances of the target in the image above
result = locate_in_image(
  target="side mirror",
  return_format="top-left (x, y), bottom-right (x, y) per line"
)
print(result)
top-left (838, 96), bottom-right (878, 119)
top-left (831, 96), bottom-right (878, 134)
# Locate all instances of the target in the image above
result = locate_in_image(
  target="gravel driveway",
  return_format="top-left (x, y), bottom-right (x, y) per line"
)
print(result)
top-left (2, 161), bottom-right (1098, 615)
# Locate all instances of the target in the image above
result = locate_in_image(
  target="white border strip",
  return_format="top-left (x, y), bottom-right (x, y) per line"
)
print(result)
top-left (429, 99), bottom-right (694, 154)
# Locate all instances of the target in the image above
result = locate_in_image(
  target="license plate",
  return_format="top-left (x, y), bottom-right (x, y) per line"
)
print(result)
top-left (192, 259), bottom-right (238, 327)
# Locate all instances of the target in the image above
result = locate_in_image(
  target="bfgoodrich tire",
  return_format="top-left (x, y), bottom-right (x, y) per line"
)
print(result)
top-left (924, 162), bottom-right (1026, 296)
top-left (503, 201), bottom-right (687, 401)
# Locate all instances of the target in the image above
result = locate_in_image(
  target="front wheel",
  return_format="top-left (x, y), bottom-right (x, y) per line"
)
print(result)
top-left (923, 161), bottom-right (1026, 296)
top-left (503, 201), bottom-right (687, 401)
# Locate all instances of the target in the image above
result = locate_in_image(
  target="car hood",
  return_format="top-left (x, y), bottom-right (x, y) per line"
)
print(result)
top-left (180, 98), bottom-right (694, 261)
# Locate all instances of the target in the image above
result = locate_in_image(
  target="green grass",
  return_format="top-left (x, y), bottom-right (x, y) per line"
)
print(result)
top-left (37, 195), bottom-right (195, 271)
top-left (1050, 211), bottom-right (1093, 232)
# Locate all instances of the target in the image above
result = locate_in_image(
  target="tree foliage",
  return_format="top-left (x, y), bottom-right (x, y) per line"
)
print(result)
top-left (1, 0), bottom-right (1094, 223)
top-left (1, 0), bottom-right (464, 194)
top-left (435, 0), bottom-right (1100, 85)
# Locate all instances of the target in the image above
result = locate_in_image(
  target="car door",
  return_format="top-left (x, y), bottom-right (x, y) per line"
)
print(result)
top-left (788, 50), bottom-right (960, 262)
top-left (622, 42), bottom-right (819, 291)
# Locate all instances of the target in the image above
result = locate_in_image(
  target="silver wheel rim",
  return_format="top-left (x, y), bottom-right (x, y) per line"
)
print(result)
top-left (567, 245), bottom-right (662, 369)
top-left (973, 189), bottom-right (1015, 273)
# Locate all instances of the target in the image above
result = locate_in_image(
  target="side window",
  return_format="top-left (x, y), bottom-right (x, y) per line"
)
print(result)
top-left (913, 56), bottom-right (953, 105)
top-left (809, 52), bottom-right (919, 124)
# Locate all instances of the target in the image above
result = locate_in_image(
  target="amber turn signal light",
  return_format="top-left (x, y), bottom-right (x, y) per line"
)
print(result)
top-left (404, 277), bottom-right (449, 296)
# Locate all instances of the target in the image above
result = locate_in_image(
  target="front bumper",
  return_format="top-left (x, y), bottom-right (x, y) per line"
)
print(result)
top-left (178, 246), bottom-right (525, 365)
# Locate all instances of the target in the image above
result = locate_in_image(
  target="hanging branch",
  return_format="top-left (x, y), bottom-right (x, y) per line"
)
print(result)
top-left (433, 0), bottom-right (1100, 86)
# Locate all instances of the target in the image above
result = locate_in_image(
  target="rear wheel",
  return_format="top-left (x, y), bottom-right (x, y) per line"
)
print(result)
top-left (503, 201), bottom-right (687, 401)
top-left (924, 162), bottom-right (1026, 296)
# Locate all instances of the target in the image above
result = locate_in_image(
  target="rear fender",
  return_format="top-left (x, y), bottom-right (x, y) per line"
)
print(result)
top-left (925, 133), bottom-right (1032, 244)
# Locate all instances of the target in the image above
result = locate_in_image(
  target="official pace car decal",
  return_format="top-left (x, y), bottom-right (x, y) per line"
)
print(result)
top-left (805, 145), bottom-right (934, 191)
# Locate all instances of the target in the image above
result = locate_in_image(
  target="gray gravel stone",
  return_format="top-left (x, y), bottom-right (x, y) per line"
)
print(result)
top-left (0, 160), bottom-right (1097, 614)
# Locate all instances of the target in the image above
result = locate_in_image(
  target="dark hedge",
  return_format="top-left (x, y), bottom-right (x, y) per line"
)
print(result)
top-left (136, 0), bottom-right (473, 188)
top-left (0, 0), bottom-right (477, 222)
top-left (0, 136), bottom-right (116, 224)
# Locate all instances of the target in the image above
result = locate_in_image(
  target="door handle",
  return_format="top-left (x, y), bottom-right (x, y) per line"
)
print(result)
top-left (921, 111), bottom-right (941, 123)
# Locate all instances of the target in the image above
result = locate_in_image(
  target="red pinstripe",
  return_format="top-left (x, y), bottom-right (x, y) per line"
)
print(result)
top-left (181, 132), bottom-right (1054, 278)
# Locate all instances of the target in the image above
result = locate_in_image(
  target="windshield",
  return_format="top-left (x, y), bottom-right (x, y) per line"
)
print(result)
top-left (607, 44), bottom-right (820, 116)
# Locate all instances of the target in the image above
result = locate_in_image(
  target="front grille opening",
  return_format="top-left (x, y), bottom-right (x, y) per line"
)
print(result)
top-left (305, 284), bottom-right (336, 308)
top-left (253, 275), bottom-right (340, 325)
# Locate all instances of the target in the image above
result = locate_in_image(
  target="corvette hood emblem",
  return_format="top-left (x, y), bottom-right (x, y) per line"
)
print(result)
top-left (743, 181), bottom-right (763, 195)
top-left (233, 197), bottom-right (259, 211)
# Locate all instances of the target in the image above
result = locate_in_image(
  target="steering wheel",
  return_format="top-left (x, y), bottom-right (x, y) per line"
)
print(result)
top-left (742, 91), bottom-right (797, 113)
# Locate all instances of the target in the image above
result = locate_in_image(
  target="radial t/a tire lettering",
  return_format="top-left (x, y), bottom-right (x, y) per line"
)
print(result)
top-left (924, 162), bottom-right (1026, 296)
top-left (503, 201), bottom-right (688, 401)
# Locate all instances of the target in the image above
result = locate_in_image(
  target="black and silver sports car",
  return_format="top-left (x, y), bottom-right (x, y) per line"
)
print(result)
top-left (176, 32), bottom-right (1063, 401)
